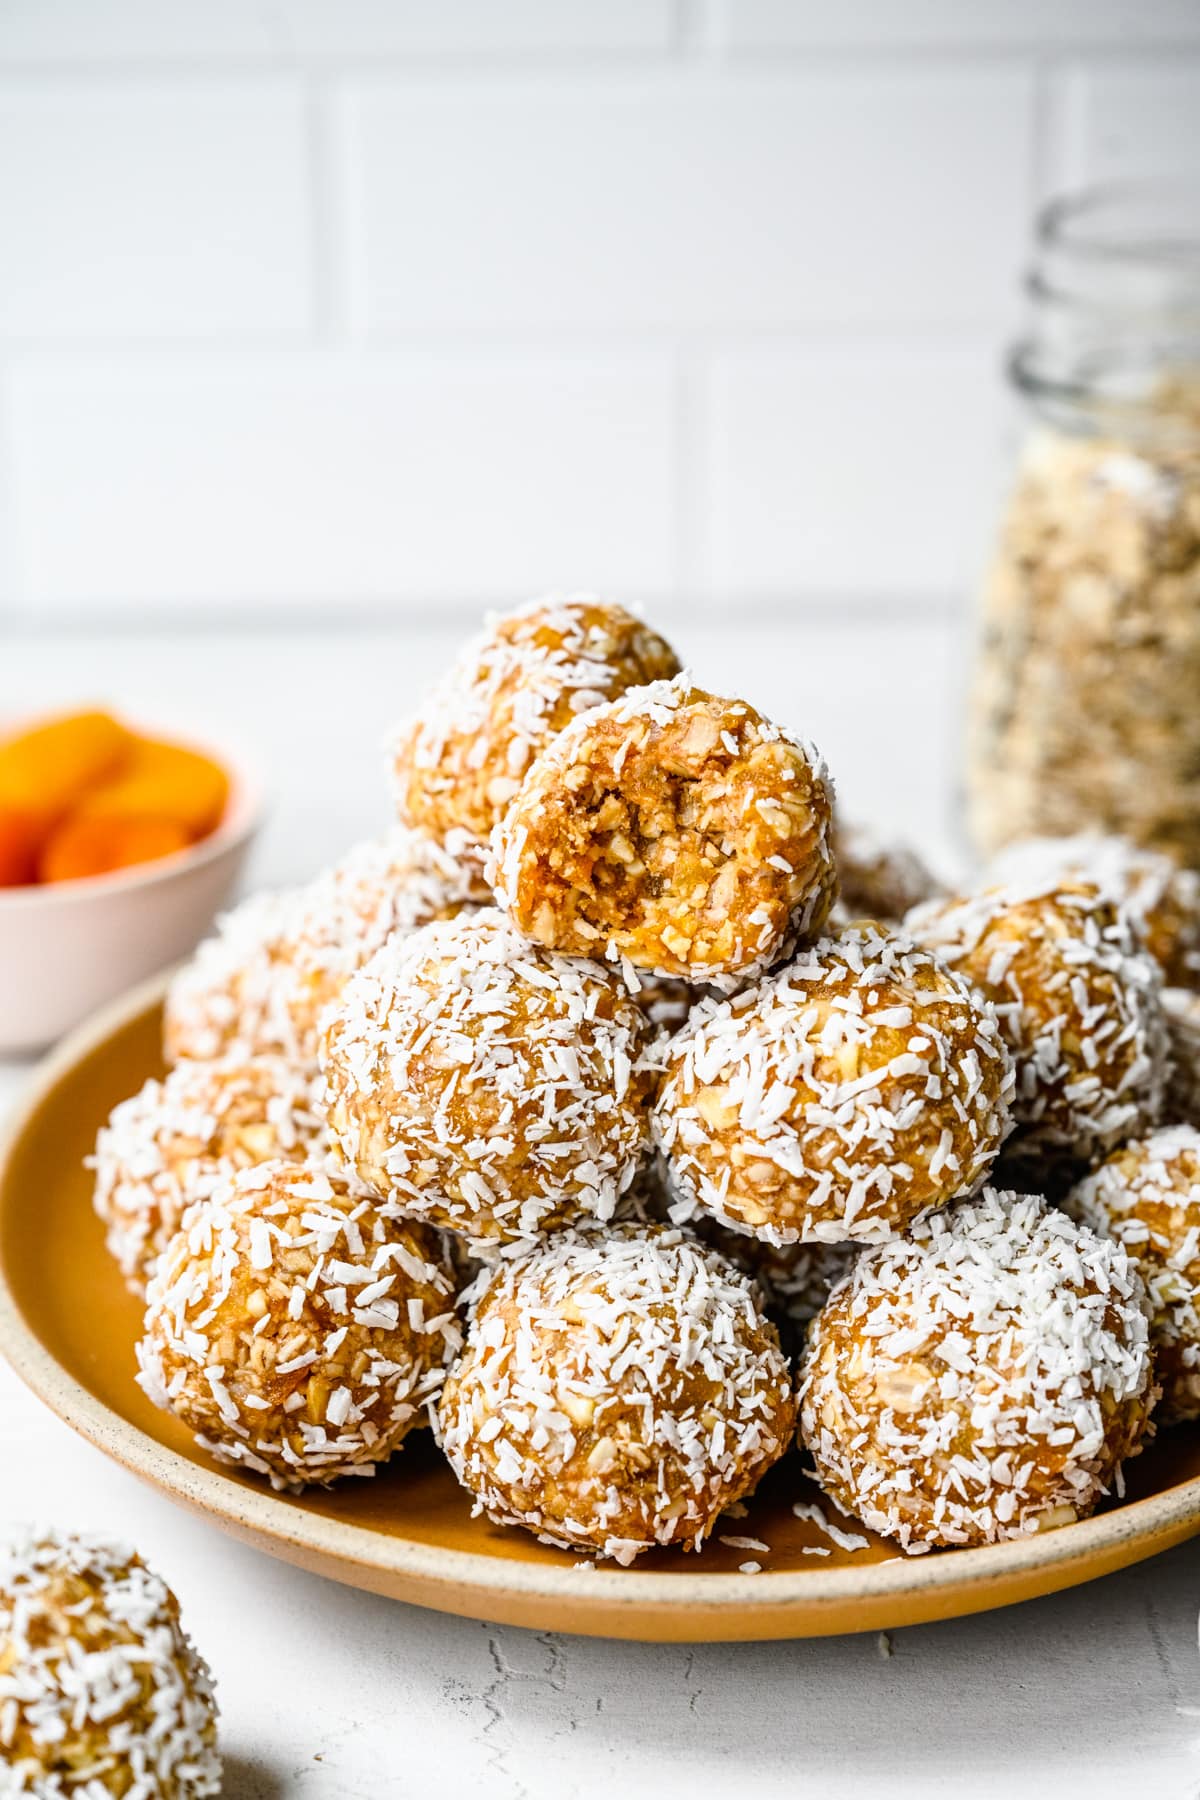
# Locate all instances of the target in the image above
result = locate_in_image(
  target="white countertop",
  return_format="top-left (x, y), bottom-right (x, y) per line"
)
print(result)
top-left (3, 617), bottom-right (1200, 1798)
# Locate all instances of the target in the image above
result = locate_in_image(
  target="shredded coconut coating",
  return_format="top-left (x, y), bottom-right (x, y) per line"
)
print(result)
top-left (799, 1189), bottom-right (1157, 1553)
top-left (321, 909), bottom-right (656, 1251)
top-left (0, 1530), bottom-right (219, 1797)
top-left (1164, 986), bottom-right (1200, 1128)
top-left (163, 826), bottom-right (488, 1071)
top-left (136, 1160), bottom-right (461, 1491)
top-left (989, 832), bottom-right (1200, 987)
top-left (653, 923), bottom-right (1014, 1247)
top-left (91, 1054), bottom-right (328, 1296)
top-left (906, 880), bottom-right (1169, 1165)
top-left (437, 1224), bottom-right (796, 1563)
top-left (1066, 1125), bottom-right (1200, 1423)
top-left (390, 596), bottom-right (680, 854)
top-left (833, 819), bottom-right (943, 924)
top-left (490, 676), bottom-right (837, 991)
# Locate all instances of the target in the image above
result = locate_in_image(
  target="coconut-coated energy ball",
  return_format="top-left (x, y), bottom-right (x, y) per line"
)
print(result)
top-left (137, 1160), bottom-right (461, 1490)
top-left (163, 826), bottom-right (488, 1071)
top-left (490, 676), bottom-right (837, 991)
top-left (799, 1190), bottom-right (1157, 1552)
top-left (1066, 1126), bottom-right (1200, 1423)
top-left (0, 1530), bottom-right (220, 1796)
top-left (91, 1053), bottom-right (328, 1294)
top-left (833, 818), bottom-right (943, 923)
top-left (906, 880), bottom-right (1169, 1165)
top-left (438, 1224), bottom-right (796, 1563)
top-left (653, 924), bottom-right (1014, 1247)
top-left (390, 596), bottom-right (680, 855)
top-left (989, 832), bottom-right (1200, 987)
top-left (321, 909), bottom-right (656, 1250)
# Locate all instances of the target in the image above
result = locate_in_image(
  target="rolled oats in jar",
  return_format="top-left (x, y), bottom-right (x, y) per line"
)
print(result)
top-left (967, 185), bottom-right (1200, 868)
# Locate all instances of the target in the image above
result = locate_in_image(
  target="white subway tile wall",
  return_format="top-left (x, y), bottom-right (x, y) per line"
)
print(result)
top-left (0, 0), bottom-right (1196, 622)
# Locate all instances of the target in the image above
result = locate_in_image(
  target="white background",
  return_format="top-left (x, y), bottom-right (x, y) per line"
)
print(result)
top-left (0, 0), bottom-right (1198, 623)
top-left (4, 4), bottom-right (1200, 1795)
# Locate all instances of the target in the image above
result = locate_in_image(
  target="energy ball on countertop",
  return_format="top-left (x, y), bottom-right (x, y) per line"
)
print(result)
top-left (321, 909), bottom-right (656, 1251)
top-left (390, 595), bottom-right (680, 855)
top-left (137, 1160), bottom-right (461, 1490)
top-left (988, 831), bottom-right (1200, 987)
top-left (1066, 1126), bottom-right (1200, 1423)
top-left (653, 923), bottom-right (1013, 1247)
top-left (799, 1189), bottom-right (1157, 1552)
top-left (163, 825), bottom-right (488, 1070)
top-left (490, 676), bottom-right (837, 991)
top-left (91, 1053), bottom-right (328, 1295)
top-left (0, 1529), bottom-right (220, 1796)
top-left (833, 818), bottom-right (944, 924)
top-left (438, 1224), bottom-right (796, 1563)
top-left (906, 881), bottom-right (1169, 1167)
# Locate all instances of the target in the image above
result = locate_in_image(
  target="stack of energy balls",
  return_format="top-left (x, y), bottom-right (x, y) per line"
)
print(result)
top-left (87, 597), bottom-right (1200, 1573)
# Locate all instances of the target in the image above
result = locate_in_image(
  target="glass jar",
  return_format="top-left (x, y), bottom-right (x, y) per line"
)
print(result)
top-left (966, 184), bottom-right (1200, 867)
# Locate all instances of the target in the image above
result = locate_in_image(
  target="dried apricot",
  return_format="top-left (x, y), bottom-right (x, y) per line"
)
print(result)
top-left (0, 710), bottom-right (132, 819)
top-left (79, 738), bottom-right (229, 841)
top-left (39, 814), bottom-right (192, 884)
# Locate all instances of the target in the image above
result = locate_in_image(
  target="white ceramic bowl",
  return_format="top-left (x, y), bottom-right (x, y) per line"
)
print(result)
top-left (0, 768), bottom-right (263, 1056)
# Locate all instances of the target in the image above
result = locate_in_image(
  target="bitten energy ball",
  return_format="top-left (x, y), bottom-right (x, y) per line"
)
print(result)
top-left (137, 1160), bottom-right (461, 1489)
top-left (390, 596), bottom-right (680, 853)
top-left (0, 1530), bottom-right (220, 1795)
top-left (799, 1190), bottom-right (1157, 1552)
top-left (907, 881), bottom-right (1168, 1164)
top-left (164, 826), bottom-right (487, 1070)
top-left (1066, 1126), bottom-right (1200, 1423)
top-left (491, 676), bottom-right (837, 990)
top-left (438, 1225), bottom-right (796, 1563)
top-left (989, 831), bottom-right (1200, 987)
top-left (92, 1053), bottom-right (327, 1294)
top-left (653, 924), bottom-right (1013, 1246)
top-left (322, 910), bottom-right (655, 1249)
top-left (833, 818), bottom-right (943, 923)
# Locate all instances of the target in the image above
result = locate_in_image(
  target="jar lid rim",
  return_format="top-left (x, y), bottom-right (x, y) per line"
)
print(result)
top-left (1037, 182), bottom-right (1200, 266)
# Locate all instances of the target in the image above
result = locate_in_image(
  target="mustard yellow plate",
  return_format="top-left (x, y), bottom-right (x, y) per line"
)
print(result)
top-left (3, 978), bottom-right (1200, 1642)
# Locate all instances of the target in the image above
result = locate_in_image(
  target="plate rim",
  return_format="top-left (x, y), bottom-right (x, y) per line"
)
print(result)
top-left (4, 976), bottom-right (1200, 1626)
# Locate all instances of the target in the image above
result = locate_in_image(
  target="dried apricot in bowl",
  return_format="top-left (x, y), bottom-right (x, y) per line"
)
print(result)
top-left (79, 737), bottom-right (230, 842)
top-left (0, 710), bottom-right (132, 839)
top-left (38, 815), bottom-right (193, 884)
